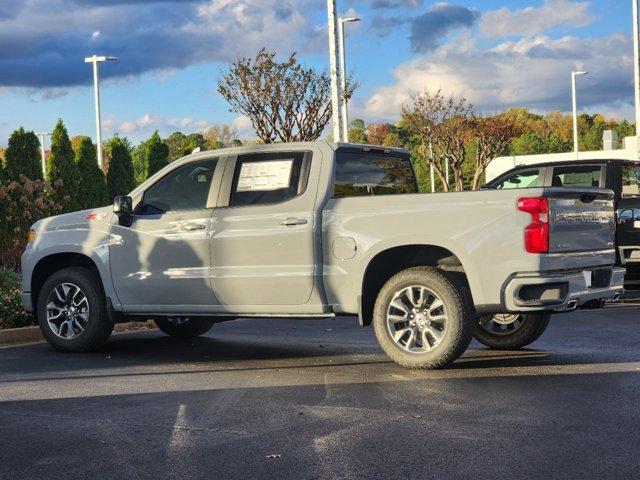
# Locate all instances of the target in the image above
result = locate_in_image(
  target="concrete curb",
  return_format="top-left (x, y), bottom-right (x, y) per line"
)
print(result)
top-left (0, 321), bottom-right (157, 347)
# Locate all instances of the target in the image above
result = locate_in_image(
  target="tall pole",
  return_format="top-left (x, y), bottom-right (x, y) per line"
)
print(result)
top-left (36, 132), bottom-right (50, 178)
top-left (429, 142), bottom-right (435, 193)
top-left (85, 55), bottom-right (117, 171)
top-left (338, 17), bottom-right (360, 143)
top-left (633, 0), bottom-right (640, 157)
top-left (572, 72), bottom-right (579, 157)
top-left (338, 19), bottom-right (348, 142)
top-left (92, 60), bottom-right (103, 170)
top-left (571, 70), bottom-right (587, 158)
top-left (327, 0), bottom-right (342, 143)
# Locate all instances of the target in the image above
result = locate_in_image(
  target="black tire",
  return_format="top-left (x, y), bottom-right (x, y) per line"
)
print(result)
top-left (154, 318), bottom-right (215, 339)
top-left (37, 267), bottom-right (113, 352)
top-left (474, 313), bottom-right (551, 350)
top-left (372, 267), bottom-right (475, 370)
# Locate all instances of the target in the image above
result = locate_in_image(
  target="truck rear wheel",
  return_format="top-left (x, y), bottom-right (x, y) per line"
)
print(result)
top-left (474, 313), bottom-right (551, 350)
top-left (372, 267), bottom-right (474, 369)
top-left (154, 318), bottom-right (215, 339)
top-left (37, 267), bottom-right (113, 352)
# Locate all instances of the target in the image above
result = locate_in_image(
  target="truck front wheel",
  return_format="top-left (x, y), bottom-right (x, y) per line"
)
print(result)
top-left (474, 313), bottom-right (551, 350)
top-left (37, 267), bottom-right (113, 352)
top-left (154, 318), bottom-right (215, 339)
top-left (372, 267), bottom-right (474, 369)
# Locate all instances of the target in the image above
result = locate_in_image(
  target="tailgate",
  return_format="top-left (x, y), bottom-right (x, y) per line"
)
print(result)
top-left (545, 187), bottom-right (616, 270)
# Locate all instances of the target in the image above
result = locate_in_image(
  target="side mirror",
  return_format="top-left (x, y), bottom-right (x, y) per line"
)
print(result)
top-left (113, 196), bottom-right (133, 226)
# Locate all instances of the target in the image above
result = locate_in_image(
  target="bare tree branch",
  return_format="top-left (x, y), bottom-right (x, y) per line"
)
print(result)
top-left (218, 49), bottom-right (356, 143)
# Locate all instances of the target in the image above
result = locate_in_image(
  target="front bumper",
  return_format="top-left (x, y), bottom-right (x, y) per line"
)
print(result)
top-left (21, 292), bottom-right (33, 314)
top-left (503, 267), bottom-right (625, 313)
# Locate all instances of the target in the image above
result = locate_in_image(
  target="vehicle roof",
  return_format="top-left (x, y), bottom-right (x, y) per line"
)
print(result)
top-left (488, 158), bottom-right (640, 182)
top-left (178, 141), bottom-right (409, 161)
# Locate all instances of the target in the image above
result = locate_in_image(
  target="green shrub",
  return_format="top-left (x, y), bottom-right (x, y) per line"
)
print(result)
top-left (0, 267), bottom-right (33, 330)
top-left (106, 136), bottom-right (135, 201)
top-left (4, 127), bottom-right (43, 181)
top-left (47, 120), bottom-right (80, 212)
top-left (74, 136), bottom-right (109, 209)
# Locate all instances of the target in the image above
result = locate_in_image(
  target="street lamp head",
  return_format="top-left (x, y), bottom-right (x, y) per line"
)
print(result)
top-left (85, 55), bottom-right (118, 63)
top-left (573, 70), bottom-right (588, 76)
top-left (341, 17), bottom-right (362, 23)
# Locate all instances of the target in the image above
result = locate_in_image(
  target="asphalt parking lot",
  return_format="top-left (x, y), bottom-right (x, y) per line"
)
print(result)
top-left (1, 307), bottom-right (639, 480)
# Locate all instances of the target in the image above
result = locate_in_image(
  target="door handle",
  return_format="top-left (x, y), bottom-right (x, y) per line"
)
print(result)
top-left (280, 217), bottom-right (308, 226)
top-left (184, 224), bottom-right (207, 231)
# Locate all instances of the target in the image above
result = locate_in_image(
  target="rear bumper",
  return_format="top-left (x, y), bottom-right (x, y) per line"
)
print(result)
top-left (503, 267), bottom-right (625, 313)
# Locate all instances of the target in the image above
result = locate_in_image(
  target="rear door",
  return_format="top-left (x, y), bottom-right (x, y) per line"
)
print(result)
top-left (616, 164), bottom-right (640, 278)
top-left (209, 149), bottom-right (320, 307)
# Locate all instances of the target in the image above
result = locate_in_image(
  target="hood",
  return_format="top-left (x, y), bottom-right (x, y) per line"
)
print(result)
top-left (33, 206), bottom-right (114, 232)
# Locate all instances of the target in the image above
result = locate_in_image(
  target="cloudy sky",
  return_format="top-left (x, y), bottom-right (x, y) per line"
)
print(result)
top-left (0, 0), bottom-right (634, 145)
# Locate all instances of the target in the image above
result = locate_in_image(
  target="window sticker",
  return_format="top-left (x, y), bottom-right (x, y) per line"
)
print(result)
top-left (237, 160), bottom-right (293, 192)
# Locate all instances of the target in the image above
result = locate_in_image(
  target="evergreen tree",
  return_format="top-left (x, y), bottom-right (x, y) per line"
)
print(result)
top-left (106, 136), bottom-right (135, 201)
top-left (144, 131), bottom-right (169, 178)
top-left (4, 127), bottom-right (42, 181)
top-left (131, 141), bottom-right (148, 186)
top-left (47, 120), bottom-right (80, 212)
top-left (74, 136), bottom-right (109, 209)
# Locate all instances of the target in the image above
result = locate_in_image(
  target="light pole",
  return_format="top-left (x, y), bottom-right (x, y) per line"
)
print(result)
top-left (36, 132), bottom-right (51, 178)
top-left (327, 0), bottom-right (342, 143)
top-left (572, 70), bottom-right (588, 157)
top-left (338, 16), bottom-right (361, 143)
top-left (84, 55), bottom-right (117, 170)
top-left (633, 0), bottom-right (640, 156)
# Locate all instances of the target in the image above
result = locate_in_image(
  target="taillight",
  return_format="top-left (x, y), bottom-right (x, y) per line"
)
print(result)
top-left (518, 197), bottom-right (549, 254)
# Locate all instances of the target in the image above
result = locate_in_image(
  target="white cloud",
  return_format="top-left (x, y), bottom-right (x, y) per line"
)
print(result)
top-left (117, 113), bottom-right (215, 136)
top-left (480, 0), bottom-right (596, 38)
top-left (364, 32), bottom-right (633, 120)
top-left (232, 115), bottom-right (254, 138)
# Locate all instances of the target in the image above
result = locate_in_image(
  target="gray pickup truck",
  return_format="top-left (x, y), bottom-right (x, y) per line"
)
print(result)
top-left (21, 142), bottom-right (625, 369)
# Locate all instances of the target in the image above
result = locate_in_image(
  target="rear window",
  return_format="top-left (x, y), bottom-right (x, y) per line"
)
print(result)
top-left (550, 165), bottom-right (602, 188)
top-left (334, 152), bottom-right (418, 198)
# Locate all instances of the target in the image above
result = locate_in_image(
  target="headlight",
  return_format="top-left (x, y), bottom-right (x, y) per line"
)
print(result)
top-left (28, 229), bottom-right (37, 244)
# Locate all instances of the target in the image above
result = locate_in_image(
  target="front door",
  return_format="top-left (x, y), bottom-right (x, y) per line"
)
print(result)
top-left (210, 150), bottom-right (318, 307)
top-left (109, 157), bottom-right (222, 312)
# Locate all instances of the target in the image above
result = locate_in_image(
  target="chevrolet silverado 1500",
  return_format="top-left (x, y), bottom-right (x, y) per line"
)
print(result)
top-left (21, 142), bottom-right (625, 369)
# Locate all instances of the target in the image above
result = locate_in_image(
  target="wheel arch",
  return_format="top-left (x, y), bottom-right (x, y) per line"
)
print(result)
top-left (359, 244), bottom-right (474, 327)
top-left (31, 253), bottom-right (105, 309)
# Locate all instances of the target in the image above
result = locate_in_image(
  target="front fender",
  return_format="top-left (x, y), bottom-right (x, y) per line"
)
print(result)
top-left (21, 225), bottom-right (120, 310)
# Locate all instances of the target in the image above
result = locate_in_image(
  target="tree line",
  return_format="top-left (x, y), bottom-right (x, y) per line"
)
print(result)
top-left (0, 121), bottom-right (242, 213)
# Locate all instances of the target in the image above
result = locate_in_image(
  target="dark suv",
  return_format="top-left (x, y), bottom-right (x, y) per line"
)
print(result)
top-left (485, 159), bottom-right (640, 289)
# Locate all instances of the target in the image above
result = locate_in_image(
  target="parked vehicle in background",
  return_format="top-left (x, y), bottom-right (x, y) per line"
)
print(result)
top-left (21, 142), bottom-right (624, 369)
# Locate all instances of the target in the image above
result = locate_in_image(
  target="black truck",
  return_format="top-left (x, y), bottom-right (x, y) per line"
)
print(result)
top-left (485, 158), bottom-right (640, 289)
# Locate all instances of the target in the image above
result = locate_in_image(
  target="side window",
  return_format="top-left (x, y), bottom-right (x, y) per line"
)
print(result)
top-left (139, 159), bottom-right (218, 214)
top-left (229, 152), bottom-right (309, 207)
top-left (334, 152), bottom-right (418, 198)
top-left (622, 166), bottom-right (640, 197)
top-left (618, 209), bottom-right (633, 223)
top-left (494, 169), bottom-right (541, 190)
top-left (551, 165), bottom-right (602, 188)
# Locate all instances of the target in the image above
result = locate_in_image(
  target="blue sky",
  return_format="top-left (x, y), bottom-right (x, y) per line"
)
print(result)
top-left (0, 0), bottom-right (635, 146)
